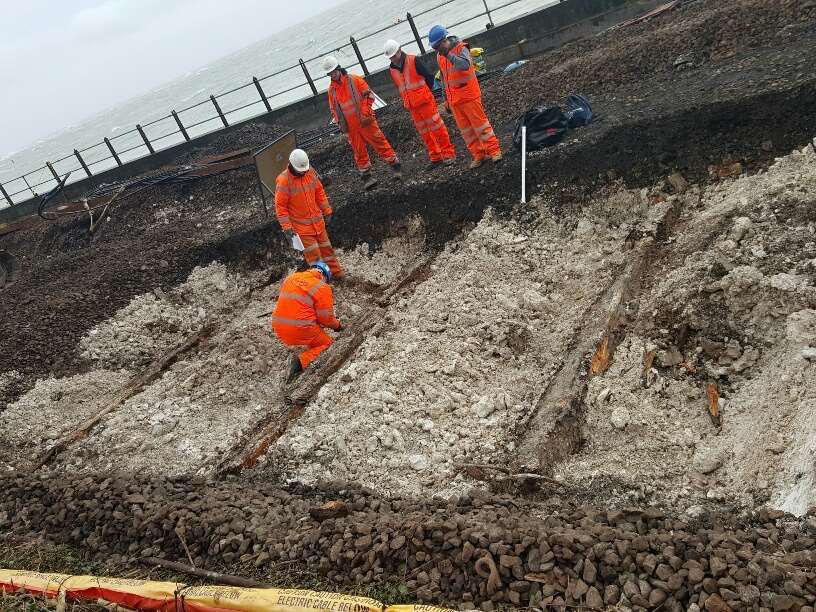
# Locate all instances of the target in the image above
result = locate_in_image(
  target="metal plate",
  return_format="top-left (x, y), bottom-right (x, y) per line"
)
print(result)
top-left (254, 131), bottom-right (297, 202)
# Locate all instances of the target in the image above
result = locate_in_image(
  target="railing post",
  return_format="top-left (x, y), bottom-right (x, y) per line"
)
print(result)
top-left (210, 95), bottom-right (229, 127)
top-left (74, 149), bottom-right (92, 177)
top-left (299, 59), bottom-right (319, 97)
top-left (0, 182), bottom-right (12, 206)
top-left (407, 12), bottom-right (426, 54)
top-left (46, 161), bottom-right (60, 182)
top-left (104, 138), bottom-right (122, 166)
top-left (349, 37), bottom-right (369, 75)
top-left (136, 124), bottom-right (155, 154)
top-left (482, 0), bottom-right (494, 26)
top-left (171, 110), bottom-right (191, 142)
top-left (253, 77), bottom-right (273, 112)
top-left (22, 175), bottom-right (36, 197)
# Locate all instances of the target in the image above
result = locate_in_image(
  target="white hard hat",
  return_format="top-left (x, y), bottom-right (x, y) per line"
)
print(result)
top-left (289, 148), bottom-right (310, 172)
top-left (383, 39), bottom-right (401, 58)
top-left (322, 56), bottom-right (340, 74)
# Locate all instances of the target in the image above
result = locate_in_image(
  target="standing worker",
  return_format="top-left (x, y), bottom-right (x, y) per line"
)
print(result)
top-left (428, 25), bottom-right (502, 169)
top-left (383, 39), bottom-right (455, 169)
top-left (323, 56), bottom-right (402, 190)
top-left (275, 148), bottom-right (343, 279)
top-left (272, 262), bottom-right (343, 381)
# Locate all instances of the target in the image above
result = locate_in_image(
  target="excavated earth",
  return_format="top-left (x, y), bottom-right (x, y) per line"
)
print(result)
top-left (2, 1), bottom-right (816, 610)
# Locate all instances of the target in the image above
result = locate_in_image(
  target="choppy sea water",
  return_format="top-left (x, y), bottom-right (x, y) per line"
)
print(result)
top-left (0, 0), bottom-right (555, 204)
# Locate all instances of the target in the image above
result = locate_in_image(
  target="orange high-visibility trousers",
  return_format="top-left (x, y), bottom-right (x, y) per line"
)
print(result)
top-left (273, 322), bottom-right (334, 369)
top-left (347, 119), bottom-right (398, 171)
top-left (410, 102), bottom-right (455, 162)
top-left (299, 227), bottom-right (343, 278)
top-left (450, 98), bottom-right (500, 161)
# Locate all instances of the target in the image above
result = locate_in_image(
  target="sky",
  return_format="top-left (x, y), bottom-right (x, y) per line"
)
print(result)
top-left (0, 0), bottom-right (343, 153)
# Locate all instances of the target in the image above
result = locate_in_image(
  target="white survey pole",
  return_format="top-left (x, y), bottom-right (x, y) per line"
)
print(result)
top-left (521, 125), bottom-right (527, 203)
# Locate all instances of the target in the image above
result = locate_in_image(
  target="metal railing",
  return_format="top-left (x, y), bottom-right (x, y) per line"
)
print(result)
top-left (0, 0), bottom-right (553, 208)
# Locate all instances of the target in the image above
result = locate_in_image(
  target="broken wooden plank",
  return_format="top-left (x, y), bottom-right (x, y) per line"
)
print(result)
top-left (215, 254), bottom-right (436, 475)
top-left (139, 557), bottom-right (270, 588)
top-left (31, 324), bottom-right (213, 470)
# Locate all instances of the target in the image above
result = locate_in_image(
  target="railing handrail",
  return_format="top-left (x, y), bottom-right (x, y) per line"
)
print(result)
top-left (0, 0), bottom-right (556, 206)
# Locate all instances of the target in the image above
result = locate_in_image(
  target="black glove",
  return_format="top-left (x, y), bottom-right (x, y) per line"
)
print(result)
top-left (438, 45), bottom-right (449, 56)
top-left (335, 323), bottom-right (344, 332)
top-left (324, 214), bottom-right (332, 226)
top-left (284, 229), bottom-right (295, 242)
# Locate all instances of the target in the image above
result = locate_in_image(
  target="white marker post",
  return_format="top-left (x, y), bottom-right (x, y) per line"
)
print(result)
top-left (521, 124), bottom-right (527, 203)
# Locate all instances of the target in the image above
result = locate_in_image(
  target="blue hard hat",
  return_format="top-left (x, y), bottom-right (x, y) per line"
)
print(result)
top-left (311, 261), bottom-right (332, 282)
top-left (428, 25), bottom-right (448, 48)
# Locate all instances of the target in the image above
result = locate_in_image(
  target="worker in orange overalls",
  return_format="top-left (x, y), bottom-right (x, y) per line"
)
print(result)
top-left (272, 262), bottom-right (343, 381)
top-left (275, 148), bottom-right (342, 279)
top-left (383, 39), bottom-right (455, 169)
top-left (429, 25), bottom-right (502, 169)
top-left (322, 55), bottom-right (402, 190)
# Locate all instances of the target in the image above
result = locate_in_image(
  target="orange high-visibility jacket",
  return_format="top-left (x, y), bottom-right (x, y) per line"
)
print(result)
top-left (328, 73), bottom-right (374, 133)
top-left (274, 168), bottom-right (331, 236)
top-left (390, 54), bottom-right (435, 110)
top-left (272, 269), bottom-right (340, 331)
top-left (437, 41), bottom-right (481, 105)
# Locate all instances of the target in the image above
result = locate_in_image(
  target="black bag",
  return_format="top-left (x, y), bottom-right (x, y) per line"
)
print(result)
top-left (513, 105), bottom-right (569, 151)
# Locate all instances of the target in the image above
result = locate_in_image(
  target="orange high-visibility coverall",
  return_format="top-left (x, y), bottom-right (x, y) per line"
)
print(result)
top-left (328, 73), bottom-right (398, 171)
top-left (275, 167), bottom-right (342, 278)
top-left (389, 54), bottom-right (455, 162)
top-left (272, 269), bottom-right (341, 369)
top-left (437, 40), bottom-right (500, 161)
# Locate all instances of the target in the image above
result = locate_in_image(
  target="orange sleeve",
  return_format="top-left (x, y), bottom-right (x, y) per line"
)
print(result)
top-left (327, 83), bottom-right (340, 124)
top-left (314, 174), bottom-right (331, 215)
top-left (274, 174), bottom-right (292, 231)
top-left (313, 284), bottom-right (340, 329)
top-left (354, 75), bottom-right (374, 113)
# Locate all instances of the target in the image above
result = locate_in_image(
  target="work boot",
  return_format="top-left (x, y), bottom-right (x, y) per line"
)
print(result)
top-left (469, 158), bottom-right (484, 169)
top-left (361, 171), bottom-right (378, 191)
top-left (286, 355), bottom-right (303, 383)
top-left (491, 151), bottom-right (503, 163)
top-left (390, 162), bottom-right (403, 181)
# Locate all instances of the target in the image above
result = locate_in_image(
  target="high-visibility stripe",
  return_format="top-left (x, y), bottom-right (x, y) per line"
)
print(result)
top-left (321, 255), bottom-right (337, 262)
top-left (271, 316), bottom-right (317, 327)
top-left (303, 243), bottom-right (320, 252)
top-left (279, 291), bottom-right (315, 306)
top-left (415, 114), bottom-right (442, 128)
top-left (290, 215), bottom-right (324, 225)
top-left (307, 280), bottom-right (326, 297)
top-left (444, 73), bottom-right (476, 87)
top-left (278, 215), bottom-right (291, 223)
top-left (276, 177), bottom-right (318, 195)
top-left (316, 308), bottom-right (334, 318)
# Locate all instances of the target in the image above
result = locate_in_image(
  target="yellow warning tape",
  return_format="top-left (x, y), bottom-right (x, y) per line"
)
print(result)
top-left (0, 568), bottom-right (453, 612)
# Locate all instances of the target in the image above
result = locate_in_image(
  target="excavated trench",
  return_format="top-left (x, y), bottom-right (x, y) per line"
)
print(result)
top-left (1, 77), bottom-right (815, 492)
top-left (3, 14), bottom-right (816, 606)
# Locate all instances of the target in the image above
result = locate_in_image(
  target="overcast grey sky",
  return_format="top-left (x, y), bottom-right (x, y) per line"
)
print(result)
top-left (0, 0), bottom-right (342, 153)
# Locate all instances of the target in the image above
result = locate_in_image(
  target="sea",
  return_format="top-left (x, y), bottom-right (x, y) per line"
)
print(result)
top-left (0, 0), bottom-right (556, 205)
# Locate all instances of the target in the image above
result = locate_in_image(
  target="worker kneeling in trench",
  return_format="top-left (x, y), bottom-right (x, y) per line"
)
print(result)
top-left (271, 261), bottom-right (343, 382)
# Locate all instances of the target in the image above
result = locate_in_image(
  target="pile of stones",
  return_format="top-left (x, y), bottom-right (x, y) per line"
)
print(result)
top-left (2, 472), bottom-right (815, 611)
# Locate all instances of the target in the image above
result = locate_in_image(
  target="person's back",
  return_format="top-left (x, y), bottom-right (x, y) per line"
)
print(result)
top-left (273, 269), bottom-right (323, 323)
top-left (272, 264), bottom-right (341, 381)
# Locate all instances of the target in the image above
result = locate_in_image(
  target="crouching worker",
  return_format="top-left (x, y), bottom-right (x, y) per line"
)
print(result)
top-left (272, 262), bottom-right (343, 382)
